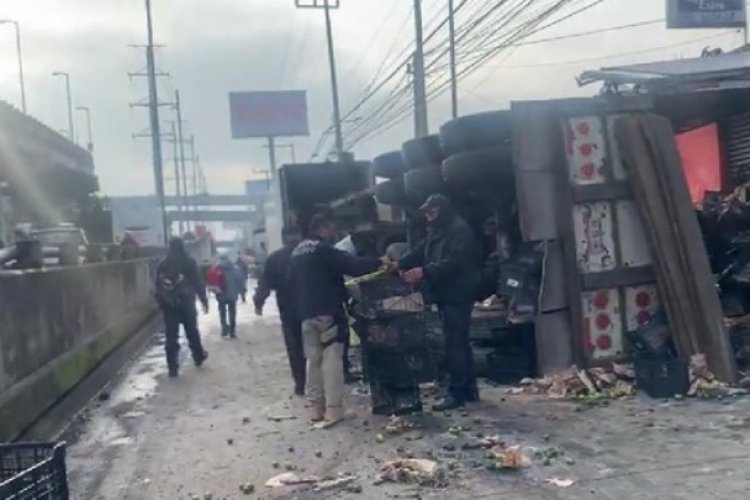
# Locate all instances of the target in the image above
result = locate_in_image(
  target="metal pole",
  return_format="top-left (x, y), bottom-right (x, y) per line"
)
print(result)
top-left (268, 136), bottom-right (277, 180)
top-left (76, 106), bottom-right (94, 152)
top-left (190, 137), bottom-right (198, 223)
top-left (171, 122), bottom-right (184, 235)
top-left (323, 0), bottom-right (345, 161)
top-left (290, 144), bottom-right (297, 163)
top-left (144, 0), bottom-right (168, 243)
top-left (64, 75), bottom-right (74, 142)
top-left (14, 22), bottom-right (25, 114)
top-left (448, 0), bottom-right (458, 119)
top-left (175, 90), bottom-right (190, 231)
top-left (413, 0), bottom-right (429, 138)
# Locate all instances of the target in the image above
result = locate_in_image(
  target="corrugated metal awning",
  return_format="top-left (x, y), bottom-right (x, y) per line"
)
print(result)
top-left (578, 51), bottom-right (750, 88)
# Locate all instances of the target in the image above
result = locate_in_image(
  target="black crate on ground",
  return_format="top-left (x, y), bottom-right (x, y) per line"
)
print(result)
top-left (352, 275), bottom-right (424, 319)
top-left (363, 315), bottom-right (428, 351)
top-left (486, 351), bottom-right (536, 385)
top-left (634, 356), bottom-right (689, 398)
top-left (0, 442), bottom-right (69, 500)
top-left (370, 381), bottom-right (423, 416)
top-left (367, 349), bottom-right (437, 385)
top-left (626, 311), bottom-right (672, 358)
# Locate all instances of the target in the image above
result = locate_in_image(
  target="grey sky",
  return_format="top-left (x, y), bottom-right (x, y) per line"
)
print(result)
top-left (0, 0), bottom-right (743, 196)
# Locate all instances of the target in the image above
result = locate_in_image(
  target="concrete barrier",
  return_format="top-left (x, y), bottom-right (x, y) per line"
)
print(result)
top-left (0, 258), bottom-right (159, 441)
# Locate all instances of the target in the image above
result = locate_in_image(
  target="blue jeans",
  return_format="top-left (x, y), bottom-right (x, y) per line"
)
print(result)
top-left (217, 299), bottom-right (237, 335)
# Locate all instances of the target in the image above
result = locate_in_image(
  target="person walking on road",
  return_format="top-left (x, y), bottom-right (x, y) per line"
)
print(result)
top-left (290, 214), bottom-right (383, 427)
top-left (254, 227), bottom-right (306, 396)
top-left (155, 237), bottom-right (209, 378)
top-left (215, 253), bottom-right (246, 338)
top-left (236, 254), bottom-right (250, 303)
top-left (395, 194), bottom-right (481, 411)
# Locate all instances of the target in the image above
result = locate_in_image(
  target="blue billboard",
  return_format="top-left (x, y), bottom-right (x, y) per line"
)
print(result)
top-left (667, 0), bottom-right (746, 29)
top-left (245, 179), bottom-right (270, 196)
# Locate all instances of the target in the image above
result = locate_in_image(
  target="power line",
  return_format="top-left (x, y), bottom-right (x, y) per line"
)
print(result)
top-left (490, 29), bottom-right (738, 68)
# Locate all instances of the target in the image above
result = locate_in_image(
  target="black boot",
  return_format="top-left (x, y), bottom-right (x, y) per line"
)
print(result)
top-left (168, 364), bottom-right (179, 378)
top-left (432, 394), bottom-right (464, 411)
top-left (194, 350), bottom-right (208, 367)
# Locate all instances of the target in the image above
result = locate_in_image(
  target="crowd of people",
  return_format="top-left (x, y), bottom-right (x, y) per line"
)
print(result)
top-left (154, 193), bottom-right (480, 427)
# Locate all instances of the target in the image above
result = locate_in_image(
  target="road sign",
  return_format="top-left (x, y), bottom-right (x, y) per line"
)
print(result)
top-left (229, 91), bottom-right (309, 139)
top-left (667, 0), bottom-right (746, 29)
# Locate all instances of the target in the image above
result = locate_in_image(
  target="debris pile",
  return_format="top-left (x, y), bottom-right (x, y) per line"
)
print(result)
top-left (513, 365), bottom-right (635, 401)
top-left (486, 445), bottom-right (531, 471)
top-left (384, 415), bottom-right (415, 435)
top-left (688, 353), bottom-right (747, 398)
top-left (378, 458), bottom-right (448, 487)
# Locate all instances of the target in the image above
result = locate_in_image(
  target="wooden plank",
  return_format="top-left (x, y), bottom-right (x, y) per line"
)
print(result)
top-left (615, 116), bottom-right (698, 359)
top-left (641, 115), bottom-right (736, 382)
top-left (615, 115), bottom-right (736, 382)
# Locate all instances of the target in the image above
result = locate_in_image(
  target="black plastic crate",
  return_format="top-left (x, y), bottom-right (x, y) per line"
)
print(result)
top-left (366, 349), bottom-right (437, 385)
top-left (486, 351), bottom-right (535, 385)
top-left (634, 357), bottom-right (689, 398)
top-left (626, 311), bottom-right (672, 358)
top-left (0, 442), bottom-right (69, 500)
top-left (351, 275), bottom-right (424, 319)
top-left (369, 381), bottom-right (423, 416)
top-left (363, 315), bottom-right (427, 351)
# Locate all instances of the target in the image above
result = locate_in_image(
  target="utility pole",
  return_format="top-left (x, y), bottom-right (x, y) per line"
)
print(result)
top-left (174, 90), bottom-right (190, 231)
top-left (448, 0), bottom-right (458, 119)
top-left (169, 122), bottom-right (184, 235)
top-left (144, 0), bottom-right (168, 244)
top-left (295, 0), bottom-right (345, 161)
top-left (412, 0), bottom-right (429, 138)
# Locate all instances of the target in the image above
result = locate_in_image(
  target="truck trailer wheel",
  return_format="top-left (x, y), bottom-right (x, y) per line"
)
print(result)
top-left (439, 111), bottom-right (512, 156)
top-left (401, 134), bottom-right (444, 170)
top-left (373, 151), bottom-right (407, 179)
top-left (442, 145), bottom-right (513, 191)
top-left (375, 178), bottom-right (406, 206)
top-left (403, 167), bottom-right (445, 207)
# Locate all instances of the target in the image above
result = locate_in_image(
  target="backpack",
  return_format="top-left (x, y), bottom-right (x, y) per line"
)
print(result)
top-left (157, 270), bottom-right (187, 308)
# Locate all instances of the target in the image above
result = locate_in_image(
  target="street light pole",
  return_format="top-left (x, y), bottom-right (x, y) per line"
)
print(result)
top-left (294, 0), bottom-right (345, 161)
top-left (52, 71), bottom-right (74, 141)
top-left (76, 106), bottom-right (94, 152)
top-left (0, 20), bottom-right (26, 113)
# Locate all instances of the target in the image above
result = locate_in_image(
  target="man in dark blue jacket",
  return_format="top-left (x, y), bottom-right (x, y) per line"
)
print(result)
top-left (290, 214), bottom-right (383, 427)
top-left (254, 226), bottom-right (305, 396)
top-left (397, 194), bottom-right (481, 410)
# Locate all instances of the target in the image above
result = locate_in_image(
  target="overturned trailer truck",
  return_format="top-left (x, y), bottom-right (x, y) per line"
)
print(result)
top-left (373, 53), bottom-right (750, 385)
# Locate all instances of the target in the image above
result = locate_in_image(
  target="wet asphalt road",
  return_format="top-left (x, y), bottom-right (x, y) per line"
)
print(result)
top-left (65, 293), bottom-right (750, 499)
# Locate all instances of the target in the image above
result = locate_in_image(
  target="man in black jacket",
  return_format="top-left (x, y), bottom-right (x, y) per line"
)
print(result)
top-left (290, 214), bottom-right (383, 427)
top-left (254, 227), bottom-right (305, 396)
top-left (155, 237), bottom-right (209, 377)
top-left (397, 194), bottom-right (481, 410)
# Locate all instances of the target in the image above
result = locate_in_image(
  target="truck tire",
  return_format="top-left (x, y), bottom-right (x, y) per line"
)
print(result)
top-left (403, 167), bottom-right (444, 207)
top-left (373, 151), bottom-right (407, 179)
top-left (375, 179), bottom-right (405, 206)
top-left (442, 145), bottom-right (513, 191)
top-left (439, 111), bottom-right (512, 156)
top-left (283, 161), bottom-right (370, 209)
top-left (402, 135), bottom-right (444, 170)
